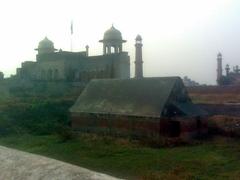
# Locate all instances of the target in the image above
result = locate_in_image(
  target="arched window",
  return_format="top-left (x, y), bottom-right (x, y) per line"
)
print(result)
top-left (110, 46), bottom-right (115, 53)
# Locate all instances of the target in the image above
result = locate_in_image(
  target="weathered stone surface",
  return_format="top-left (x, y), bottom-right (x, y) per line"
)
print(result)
top-left (0, 146), bottom-right (120, 180)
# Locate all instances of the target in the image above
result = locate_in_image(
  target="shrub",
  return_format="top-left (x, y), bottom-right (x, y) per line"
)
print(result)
top-left (0, 99), bottom-right (74, 136)
top-left (55, 124), bottom-right (75, 142)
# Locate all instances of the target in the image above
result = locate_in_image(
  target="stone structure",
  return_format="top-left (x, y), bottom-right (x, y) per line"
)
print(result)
top-left (16, 26), bottom-right (130, 82)
top-left (216, 53), bottom-right (240, 85)
top-left (135, 35), bottom-right (143, 78)
top-left (70, 77), bottom-right (207, 140)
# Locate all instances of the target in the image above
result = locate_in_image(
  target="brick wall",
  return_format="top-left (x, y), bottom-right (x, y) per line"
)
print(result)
top-left (71, 113), bottom-right (207, 140)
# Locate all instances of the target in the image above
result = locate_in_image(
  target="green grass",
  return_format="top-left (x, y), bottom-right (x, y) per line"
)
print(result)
top-left (0, 134), bottom-right (240, 179)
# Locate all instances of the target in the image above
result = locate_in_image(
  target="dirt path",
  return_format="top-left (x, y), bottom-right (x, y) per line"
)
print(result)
top-left (0, 146), bottom-right (120, 180)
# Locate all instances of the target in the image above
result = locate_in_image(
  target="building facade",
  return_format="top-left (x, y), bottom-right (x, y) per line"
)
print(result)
top-left (16, 26), bottom-right (130, 82)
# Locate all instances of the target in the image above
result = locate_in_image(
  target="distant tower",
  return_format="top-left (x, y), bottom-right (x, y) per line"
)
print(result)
top-left (236, 65), bottom-right (239, 73)
top-left (85, 45), bottom-right (89, 56)
top-left (217, 52), bottom-right (223, 85)
top-left (135, 35), bottom-right (143, 78)
top-left (99, 25), bottom-right (126, 55)
top-left (225, 64), bottom-right (230, 77)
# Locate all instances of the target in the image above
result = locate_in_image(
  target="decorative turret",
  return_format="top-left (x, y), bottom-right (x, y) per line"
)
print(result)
top-left (99, 25), bottom-right (126, 55)
top-left (217, 52), bottom-right (223, 85)
top-left (35, 37), bottom-right (57, 55)
top-left (135, 35), bottom-right (143, 78)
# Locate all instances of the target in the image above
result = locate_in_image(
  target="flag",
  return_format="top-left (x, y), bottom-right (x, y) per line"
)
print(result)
top-left (71, 21), bottom-right (73, 35)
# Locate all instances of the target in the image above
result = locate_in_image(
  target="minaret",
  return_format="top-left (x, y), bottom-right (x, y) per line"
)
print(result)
top-left (135, 35), bottom-right (143, 78)
top-left (217, 52), bottom-right (223, 85)
top-left (85, 45), bottom-right (89, 56)
top-left (225, 64), bottom-right (230, 77)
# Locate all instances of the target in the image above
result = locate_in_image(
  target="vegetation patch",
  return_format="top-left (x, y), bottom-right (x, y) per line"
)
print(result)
top-left (0, 134), bottom-right (240, 179)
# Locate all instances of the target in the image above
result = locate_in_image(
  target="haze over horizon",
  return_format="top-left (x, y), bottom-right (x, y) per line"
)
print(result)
top-left (0, 0), bottom-right (239, 85)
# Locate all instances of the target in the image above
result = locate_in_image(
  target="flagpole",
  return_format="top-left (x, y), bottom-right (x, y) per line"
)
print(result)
top-left (71, 35), bottom-right (72, 52)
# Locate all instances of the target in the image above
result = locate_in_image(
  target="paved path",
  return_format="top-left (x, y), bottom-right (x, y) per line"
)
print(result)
top-left (0, 146), bottom-right (120, 180)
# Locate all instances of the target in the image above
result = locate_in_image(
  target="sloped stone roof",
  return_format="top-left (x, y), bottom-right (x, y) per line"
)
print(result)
top-left (70, 77), bottom-right (206, 118)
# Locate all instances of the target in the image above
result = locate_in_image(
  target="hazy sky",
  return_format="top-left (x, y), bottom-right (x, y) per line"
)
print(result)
top-left (0, 0), bottom-right (239, 84)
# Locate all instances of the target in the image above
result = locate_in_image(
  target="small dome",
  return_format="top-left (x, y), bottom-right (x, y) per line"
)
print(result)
top-left (102, 25), bottom-right (124, 41)
top-left (217, 52), bottom-right (222, 57)
top-left (136, 34), bottom-right (142, 41)
top-left (38, 37), bottom-right (54, 49)
top-left (35, 37), bottom-right (57, 54)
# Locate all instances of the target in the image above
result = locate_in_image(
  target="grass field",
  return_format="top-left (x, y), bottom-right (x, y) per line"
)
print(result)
top-left (0, 134), bottom-right (240, 179)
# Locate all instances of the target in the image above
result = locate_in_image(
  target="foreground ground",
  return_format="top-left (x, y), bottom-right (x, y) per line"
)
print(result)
top-left (1, 82), bottom-right (240, 179)
top-left (0, 134), bottom-right (240, 180)
top-left (0, 145), bottom-right (118, 180)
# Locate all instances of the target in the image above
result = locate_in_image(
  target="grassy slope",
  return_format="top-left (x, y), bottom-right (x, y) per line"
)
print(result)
top-left (0, 134), bottom-right (240, 179)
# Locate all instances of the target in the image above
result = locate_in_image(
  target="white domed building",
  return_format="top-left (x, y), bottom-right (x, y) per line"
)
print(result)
top-left (16, 26), bottom-right (130, 82)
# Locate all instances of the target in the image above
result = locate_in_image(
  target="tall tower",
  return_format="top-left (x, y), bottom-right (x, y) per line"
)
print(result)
top-left (225, 64), bottom-right (230, 77)
top-left (135, 35), bottom-right (143, 78)
top-left (217, 52), bottom-right (223, 85)
top-left (85, 45), bottom-right (89, 56)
